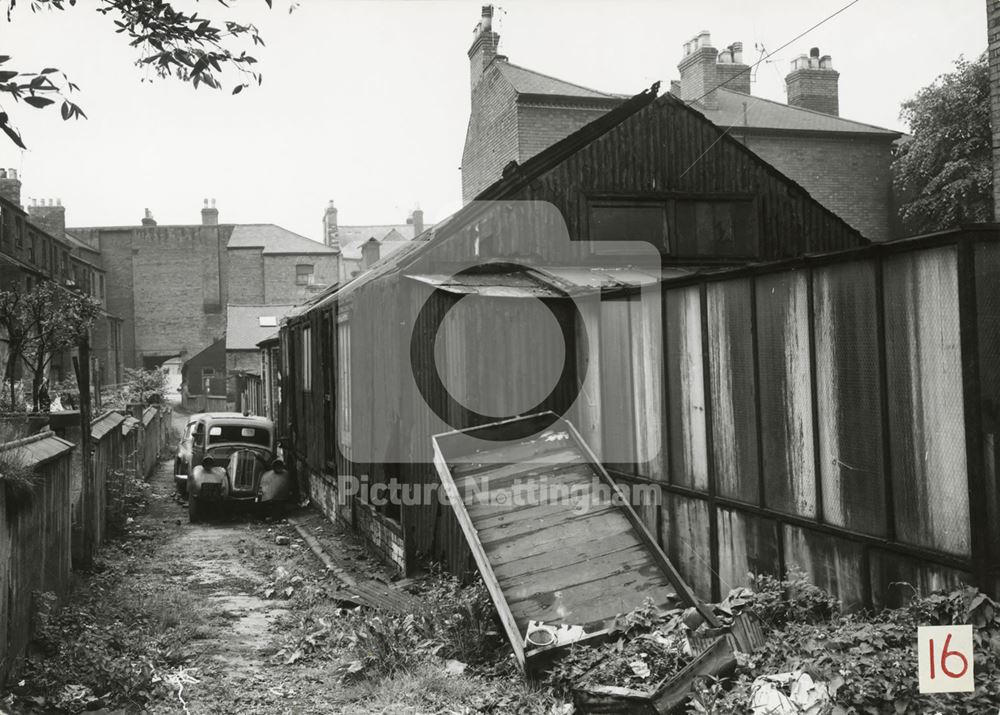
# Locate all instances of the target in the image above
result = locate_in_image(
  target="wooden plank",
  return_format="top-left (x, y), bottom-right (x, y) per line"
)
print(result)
top-left (491, 529), bottom-right (644, 580)
top-left (484, 511), bottom-right (634, 565)
top-left (562, 419), bottom-right (720, 627)
top-left (477, 502), bottom-right (618, 545)
top-left (432, 441), bottom-right (526, 667)
top-left (501, 544), bottom-right (657, 596)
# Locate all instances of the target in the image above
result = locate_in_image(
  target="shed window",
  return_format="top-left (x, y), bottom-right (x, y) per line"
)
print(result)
top-left (296, 264), bottom-right (315, 286)
top-left (588, 196), bottom-right (757, 259)
top-left (590, 203), bottom-right (668, 253)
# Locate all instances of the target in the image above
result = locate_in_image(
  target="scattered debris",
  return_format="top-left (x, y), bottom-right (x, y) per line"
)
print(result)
top-left (275, 535), bottom-right (290, 546)
top-left (749, 671), bottom-right (830, 715)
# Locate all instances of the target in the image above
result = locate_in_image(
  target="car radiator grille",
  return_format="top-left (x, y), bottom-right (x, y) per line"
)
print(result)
top-left (230, 451), bottom-right (261, 492)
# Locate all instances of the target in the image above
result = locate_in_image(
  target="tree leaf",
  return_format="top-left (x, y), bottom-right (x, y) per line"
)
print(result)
top-left (0, 117), bottom-right (26, 149)
top-left (231, 84), bottom-right (243, 95)
top-left (24, 96), bottom-right (54, 109)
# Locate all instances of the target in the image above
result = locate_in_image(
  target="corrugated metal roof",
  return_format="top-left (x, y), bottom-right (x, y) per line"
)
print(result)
top-left (227, 304), bottom-right (296, 351)
top-left (697, 88), bottom-right (900, 136)
top-left (91, 411), bottom-right (125, 440)
top-left (405, 265), bottom-right (690, 298)
top-left (228, 225), bottom-right (336, 255)
top-left (0, 430), bottom-right (73, 466)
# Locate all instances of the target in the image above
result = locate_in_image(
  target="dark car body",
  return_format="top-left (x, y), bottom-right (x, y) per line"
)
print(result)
top-left (179, 413), bottom-right (292, 522)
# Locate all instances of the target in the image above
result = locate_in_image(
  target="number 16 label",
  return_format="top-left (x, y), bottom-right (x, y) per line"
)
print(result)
top-left (918, 625), bottom-right (974, 693)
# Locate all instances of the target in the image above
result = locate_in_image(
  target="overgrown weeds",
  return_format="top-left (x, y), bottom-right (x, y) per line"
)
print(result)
top-left (0, 424), bottom-right (41, 515)
top-left (689, 578), bottom-right (1000, 714)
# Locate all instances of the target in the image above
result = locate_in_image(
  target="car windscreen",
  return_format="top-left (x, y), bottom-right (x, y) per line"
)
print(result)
top-left (207, 425), bottom-right (271, 447)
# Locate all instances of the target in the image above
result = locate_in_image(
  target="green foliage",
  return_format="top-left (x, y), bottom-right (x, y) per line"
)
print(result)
top-left (0, 424), bottom-right (41, 514)
top-left (893, 52), bottom-right (992, 235)
top-left (742, 566), bottom-right (841, 627)
top-left (0, 280), bottom-right (101, 410)
top-left (0, 0), bottom-right (279, 148)
top-left (691, 580), bottom-right (1000, 714)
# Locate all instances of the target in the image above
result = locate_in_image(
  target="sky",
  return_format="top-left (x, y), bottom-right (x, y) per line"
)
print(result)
top-left (0, 0), bottom-right (988, 242)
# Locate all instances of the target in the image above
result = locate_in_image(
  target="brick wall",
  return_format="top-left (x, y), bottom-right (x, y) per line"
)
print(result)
top-left (461, 66), bottom-right (520, 204)
top-left (227, 248), bottom-right (265, 304)
top-left (262, 254), bottom-right (338, 304)
top-left (353, 502), bottom-right (406, 572)
top-left (71, 225), bottom-right (231, 367)
top-left (738, 132), bottom-right (894, 242)
top-left (516, 102), bottom-right (620, 164)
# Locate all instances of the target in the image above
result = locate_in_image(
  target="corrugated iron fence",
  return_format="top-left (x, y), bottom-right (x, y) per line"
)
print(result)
top-left (605, 232), bottom-right (1000, 609)
top-left (0, 406), bottom-right (170, 684)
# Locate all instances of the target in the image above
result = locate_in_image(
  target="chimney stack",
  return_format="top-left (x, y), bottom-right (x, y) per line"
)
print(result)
top-left (678, 31), bottom-right (720, 109)
top-left (323, 199), bottom-right (340, 251)
top-left (990, 0), bottom-right (1000, 219)
top-left (361, 237), bottom-right (381, 269)
top-left (468, 5), bottom-right (500, 94)
top-left (410, 207), bottom-right (424, 235)
top-left (141, 208), bottom-right (157, 227)
top-left (785, 47), bottom-right (839, 116)
top-left (0, 168), bottom-right (22, 207)
top-left (27, 197), bottom-right (66, 238)
top-left (715, 41), bottom-right (751, 95)
top-left (201, 198), bottom-right (219, 226)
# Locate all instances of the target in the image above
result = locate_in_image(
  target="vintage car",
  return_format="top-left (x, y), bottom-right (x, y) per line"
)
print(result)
top-left (173, 412), bottom-right (246, 494)
top-left (178, 413), bottom-right (293, 522)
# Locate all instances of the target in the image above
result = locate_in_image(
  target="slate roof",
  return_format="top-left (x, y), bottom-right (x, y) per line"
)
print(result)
top-left (91, 411), bottom-right (125, 440)
top-left (336, 223), bottom-right (430, 259)
top-left (495, 60), bottom-right (622, 100)
top-left (226, 304), bottom-right (296, 351)
top-left (696, 88), bottom-right (900, 137)
top-left (228, 224), bottom-right (336, 255)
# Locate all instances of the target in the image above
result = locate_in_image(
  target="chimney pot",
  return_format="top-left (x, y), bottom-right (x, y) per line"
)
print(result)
top-left (9, 169), bottom-right (16, 180)
top-left (201, 199), bottom-right (219, 226)
top-left (810, 46), bottom-right (820, 58)
top-left (0, 167), bottom-right (21, 206)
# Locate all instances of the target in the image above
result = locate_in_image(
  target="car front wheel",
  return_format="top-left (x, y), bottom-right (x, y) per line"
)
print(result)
top-left (188, 493), bottom-right (203, 523)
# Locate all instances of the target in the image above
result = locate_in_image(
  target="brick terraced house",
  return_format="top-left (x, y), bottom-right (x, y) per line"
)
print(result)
top-left (461, 8), bottom-right (902, 241)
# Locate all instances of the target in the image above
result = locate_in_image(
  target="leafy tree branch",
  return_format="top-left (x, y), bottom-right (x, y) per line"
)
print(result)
top-left (1, 0), bottom-right (276, 148)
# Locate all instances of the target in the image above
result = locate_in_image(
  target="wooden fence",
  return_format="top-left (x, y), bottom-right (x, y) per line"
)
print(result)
top-left (0, 405), bottom-right (171, 684)
top-left (597, 231), bottom-right (1000, 609)
top-left (0, 431), bottom-right (74, 683)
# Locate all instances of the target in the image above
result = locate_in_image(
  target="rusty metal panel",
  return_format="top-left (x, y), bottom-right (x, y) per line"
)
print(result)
top-left (716, 507), bottom-right (780, 591)
top-left (660, 492), bottom-right (712, 600)
top-left (706, 279), bottom-right (758, 503)
top-left (782, 524), bottom-right (865, 611)
top-left (755, 270), bottom-right (816, 517)
top-left (665, 286), bottom-right (708, 489)
top-left (883, 247), bottom-right (970, 556)
top-left (813, 260), bottom-right (886, 536)
top-left (868, 550), bottom-right (972, 609)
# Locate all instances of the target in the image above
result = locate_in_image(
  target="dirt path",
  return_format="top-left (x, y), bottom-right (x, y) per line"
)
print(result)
top-left (111, 412), bottom-right (394, 714)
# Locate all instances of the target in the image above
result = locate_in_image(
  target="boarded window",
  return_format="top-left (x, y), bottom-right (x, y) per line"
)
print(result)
top-left (589, 203), bottom-right (667, 252)
top-left (883, 248), bottom-right (969, 556)
top-left (755, 270), bottom-right (816, 517)
top-left (673, 200), bottom-right (756, 258)
top-left (813, 260), bottom-right (886, 536)
top-left (665, 286), bottom-right (708, 490)
top-left (707, 279), bottom-right (759, 504)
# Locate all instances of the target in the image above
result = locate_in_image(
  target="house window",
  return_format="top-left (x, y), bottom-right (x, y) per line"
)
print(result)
top-left (28, 234), bottom-right (35, 263)
top-left (98, 274), bottom-right (105, 300)
top-left (296, 264), bottom-right (315, 286)
top-left (301, 326), bottom-right (312, 391)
